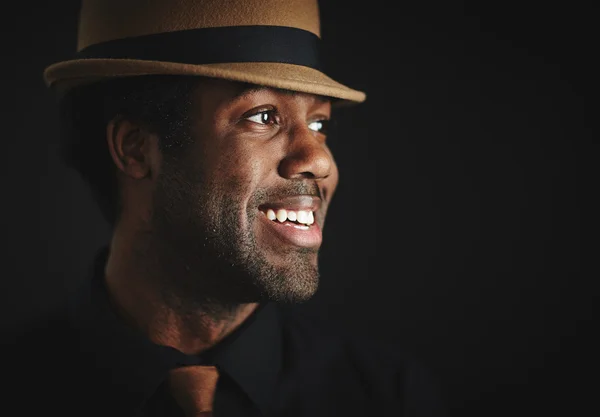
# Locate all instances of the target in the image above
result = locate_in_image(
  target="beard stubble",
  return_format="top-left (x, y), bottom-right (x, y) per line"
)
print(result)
top-left (137, 155), bottom-right (321, 314)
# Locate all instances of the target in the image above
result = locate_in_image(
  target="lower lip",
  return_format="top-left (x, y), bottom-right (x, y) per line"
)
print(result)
top-left (259, 212), bottom-right (322, 248)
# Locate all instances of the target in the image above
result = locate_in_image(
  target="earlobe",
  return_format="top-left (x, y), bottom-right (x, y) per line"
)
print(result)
top-left (106, 117), bottom-right (153, 180)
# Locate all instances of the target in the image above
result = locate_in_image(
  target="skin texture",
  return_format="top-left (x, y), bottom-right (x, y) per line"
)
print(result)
top-left (103, 78), bottom-right (338, 355)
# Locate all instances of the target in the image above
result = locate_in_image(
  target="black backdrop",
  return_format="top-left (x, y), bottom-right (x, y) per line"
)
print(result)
top-left (1, 1), bottom-right (595, 416)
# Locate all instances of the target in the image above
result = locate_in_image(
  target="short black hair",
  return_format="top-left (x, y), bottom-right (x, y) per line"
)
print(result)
top-left (58, 75), bottom-right (200, 227)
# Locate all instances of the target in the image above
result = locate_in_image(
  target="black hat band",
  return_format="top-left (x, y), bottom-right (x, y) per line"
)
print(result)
top-left (76, 25), bottom-right (322, 71)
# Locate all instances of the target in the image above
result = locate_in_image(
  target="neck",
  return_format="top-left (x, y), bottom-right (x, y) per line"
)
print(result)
top-left (104, 222), bottom-right (259, 356)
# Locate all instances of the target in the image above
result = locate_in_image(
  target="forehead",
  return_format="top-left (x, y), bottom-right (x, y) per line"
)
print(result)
top-left (190, 78), bottom-right (331, 110)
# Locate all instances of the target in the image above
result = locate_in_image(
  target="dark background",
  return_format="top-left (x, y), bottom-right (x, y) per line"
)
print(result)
top-left (1, 1), bottom-right (595, 416)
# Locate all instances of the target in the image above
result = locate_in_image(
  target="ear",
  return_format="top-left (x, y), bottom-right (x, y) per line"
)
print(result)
top-left (106, 117), bottom-right (157, 180)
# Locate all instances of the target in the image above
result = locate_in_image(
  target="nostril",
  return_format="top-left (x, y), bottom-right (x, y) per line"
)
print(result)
top-left (278, 151), bottom-right (332, 180)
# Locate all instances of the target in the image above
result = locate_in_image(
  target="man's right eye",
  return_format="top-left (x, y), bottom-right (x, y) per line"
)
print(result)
top-left (245, 110), bottom-right (279, 125)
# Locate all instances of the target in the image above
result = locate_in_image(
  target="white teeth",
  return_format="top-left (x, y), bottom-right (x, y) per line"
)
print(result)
top-left (296, 210), bottom-right (308, 224)
top-left (265, 208), bottom-right (314, 225)
top-left (287, 210), bottom-right (297, 222)
top-left (276, 209), bottom-right (287, 223)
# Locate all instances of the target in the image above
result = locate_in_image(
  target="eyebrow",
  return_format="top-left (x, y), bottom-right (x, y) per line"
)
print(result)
top-left (229, 83), bottom-right (330, 106)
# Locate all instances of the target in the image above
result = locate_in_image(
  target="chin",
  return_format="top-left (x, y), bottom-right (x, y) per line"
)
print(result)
top-left (256, 269), bottom-right (320, 304)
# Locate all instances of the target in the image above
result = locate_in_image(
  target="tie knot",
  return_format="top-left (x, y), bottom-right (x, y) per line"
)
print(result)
top-left (168, 365), bottom-right (219, 416)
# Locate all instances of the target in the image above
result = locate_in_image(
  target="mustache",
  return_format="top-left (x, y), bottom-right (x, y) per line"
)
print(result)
top-left (252, 181), bottom-right (322, 205)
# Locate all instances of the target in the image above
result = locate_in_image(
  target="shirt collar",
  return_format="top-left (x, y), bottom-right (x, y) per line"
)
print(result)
top-left (70, 245), bottom-right (283, 415)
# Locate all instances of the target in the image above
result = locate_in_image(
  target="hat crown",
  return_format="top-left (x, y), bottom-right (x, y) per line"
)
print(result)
top-left (77, 0), bottom-right (321, 52)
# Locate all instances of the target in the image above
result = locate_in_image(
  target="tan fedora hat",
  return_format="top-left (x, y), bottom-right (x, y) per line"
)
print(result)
top-left (43, 0), bottom-right (366, 104)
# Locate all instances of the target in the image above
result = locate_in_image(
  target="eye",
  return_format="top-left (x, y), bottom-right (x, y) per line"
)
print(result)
top-left (308, 119), bottom-right (330, 135)
top-left (245, 109), bottom-right (279, 125)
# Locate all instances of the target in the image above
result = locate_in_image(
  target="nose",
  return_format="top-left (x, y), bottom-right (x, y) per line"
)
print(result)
top-left (278, 125), bottom-right (334, 180)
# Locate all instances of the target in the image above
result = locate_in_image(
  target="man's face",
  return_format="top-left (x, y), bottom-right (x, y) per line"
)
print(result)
top-left (149, 78), bottom-right (338, 305)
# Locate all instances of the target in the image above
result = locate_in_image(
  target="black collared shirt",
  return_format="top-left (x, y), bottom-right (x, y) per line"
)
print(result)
top-left (2, 246), bottom-right (449, 417)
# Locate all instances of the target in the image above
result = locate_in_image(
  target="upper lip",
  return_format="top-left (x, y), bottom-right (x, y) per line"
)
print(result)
top-left (258, 195), bottom-right (322, 212)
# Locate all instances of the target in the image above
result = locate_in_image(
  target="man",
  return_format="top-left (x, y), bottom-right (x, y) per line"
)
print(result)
top-left (3, 0), bottom-right (448, 416)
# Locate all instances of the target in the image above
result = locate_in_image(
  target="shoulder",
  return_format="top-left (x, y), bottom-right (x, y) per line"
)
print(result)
top-left (278, 304), bottom-right (450, 417)
top-left (2, 305), bottom-right (78, 360)
top-left (1, 306), bottom-right (88, 411)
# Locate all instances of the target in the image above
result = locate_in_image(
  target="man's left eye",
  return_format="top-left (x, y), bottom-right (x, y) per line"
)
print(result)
top-left (308, 120), bottom-right (330, 135)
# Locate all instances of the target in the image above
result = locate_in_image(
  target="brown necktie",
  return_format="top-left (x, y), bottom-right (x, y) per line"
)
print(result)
top-left (168, 365), bottom-right (220, 417)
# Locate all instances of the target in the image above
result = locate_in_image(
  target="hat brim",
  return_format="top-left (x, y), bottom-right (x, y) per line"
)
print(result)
top-left (43, 59), bottom-right (366, 104)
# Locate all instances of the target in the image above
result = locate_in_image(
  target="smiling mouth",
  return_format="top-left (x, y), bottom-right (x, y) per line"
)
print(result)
top-left (256, 194), bottom-right (322, 247)
top-left (263, 208), bottom-right (315, 230)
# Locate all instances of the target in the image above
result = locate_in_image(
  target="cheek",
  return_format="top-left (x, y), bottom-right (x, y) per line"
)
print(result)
top-left (219, 150), bottom-right (264, 189)
top-left (209, 143), bottom-right (277, 207)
